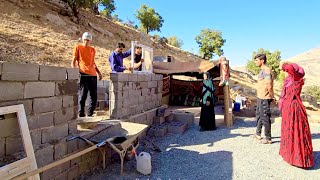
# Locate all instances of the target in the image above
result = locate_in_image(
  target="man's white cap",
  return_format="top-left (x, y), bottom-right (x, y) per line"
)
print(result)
top-left (82, 32), bottom-right (92, 41)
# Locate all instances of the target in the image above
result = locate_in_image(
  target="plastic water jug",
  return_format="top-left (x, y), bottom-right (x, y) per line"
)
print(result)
top-left (136, 152), bottom-right (152, 175)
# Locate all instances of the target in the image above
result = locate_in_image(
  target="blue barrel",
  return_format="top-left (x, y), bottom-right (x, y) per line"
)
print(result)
top-left (233, 102), bottom-right (241, 111)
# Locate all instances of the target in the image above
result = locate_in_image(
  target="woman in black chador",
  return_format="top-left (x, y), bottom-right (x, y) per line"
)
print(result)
top-left (199, 72), bottom-right (216, 131)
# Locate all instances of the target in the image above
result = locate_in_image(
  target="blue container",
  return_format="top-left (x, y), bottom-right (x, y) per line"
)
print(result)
top-left (233, 102), bottom-right (241, 112)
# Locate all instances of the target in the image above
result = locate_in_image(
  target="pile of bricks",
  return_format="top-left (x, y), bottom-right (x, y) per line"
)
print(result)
top-left (109, 73), bottom-right (163, 119)
top-left (147, 107), bottom-right (194, 137)
top-left (0, 62), bottom-right (105, 180)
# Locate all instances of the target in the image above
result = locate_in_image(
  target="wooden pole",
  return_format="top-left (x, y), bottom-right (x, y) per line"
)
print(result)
top-left (223, 85), bottom-right (232, 127)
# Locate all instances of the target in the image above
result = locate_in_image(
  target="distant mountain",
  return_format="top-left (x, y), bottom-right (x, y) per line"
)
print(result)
top-left (283, 48), bottom-right (320, 87)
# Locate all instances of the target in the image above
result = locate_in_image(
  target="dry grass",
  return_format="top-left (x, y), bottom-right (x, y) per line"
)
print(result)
top-left (0, 0), bottom-right (202, 79)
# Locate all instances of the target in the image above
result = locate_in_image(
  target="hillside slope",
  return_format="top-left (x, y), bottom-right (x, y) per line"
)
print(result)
top-left (283, 48), bottom-right (320, 87)
top-left (0, 0), bottom-right (202, 78)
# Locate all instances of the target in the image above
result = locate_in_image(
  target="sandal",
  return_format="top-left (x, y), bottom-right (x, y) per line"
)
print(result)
top-left (260, 139), bottom-right (272, 144)
top-left (250, 134), bottom-right (263, 140)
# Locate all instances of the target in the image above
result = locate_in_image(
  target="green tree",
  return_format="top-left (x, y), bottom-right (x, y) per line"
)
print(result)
top-left (96, 0), bottom-right (115, 18)
top-left (305, 86), bottom-right (320, 101)
top-left (136, 4), bottom-right (164, 34)
top-left (62, 0), bottom-right (115, 18)
top-left (167, 36), bottom-right (183, 48)
top-left (63, 0), bottom-right (92, 17)
top-left (246, 48), bottom-right (282, 79)
top-left (112, 14), bottom-right (122, 22)
top-left (195, 28), bottom-right (226, 60)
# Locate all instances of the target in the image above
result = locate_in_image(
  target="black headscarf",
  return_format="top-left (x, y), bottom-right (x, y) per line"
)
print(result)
top-left (204, 72), bottom-right (211, 79)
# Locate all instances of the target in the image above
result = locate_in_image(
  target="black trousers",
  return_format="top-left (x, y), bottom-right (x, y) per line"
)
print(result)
top-left (79, 73), bottom-right (97, 115)
top-left (256, 99), bottom-right (272, 140)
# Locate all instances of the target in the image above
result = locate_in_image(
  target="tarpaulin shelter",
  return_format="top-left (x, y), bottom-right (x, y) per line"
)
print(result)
top-left (153, 59), bottom-right (233, 127)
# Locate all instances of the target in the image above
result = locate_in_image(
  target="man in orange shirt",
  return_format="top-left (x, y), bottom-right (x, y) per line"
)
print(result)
top-left (71, 32), bottom-right (102, 117)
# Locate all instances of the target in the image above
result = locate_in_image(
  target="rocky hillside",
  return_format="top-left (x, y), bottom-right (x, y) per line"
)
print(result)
top-left (0, 0), bottom-right (203, 79)
top-left (283, 48), bottom-right (320, 87)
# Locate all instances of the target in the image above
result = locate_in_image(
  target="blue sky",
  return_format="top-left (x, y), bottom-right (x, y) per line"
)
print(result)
top-left (109, 0), bottom-right (320, 66)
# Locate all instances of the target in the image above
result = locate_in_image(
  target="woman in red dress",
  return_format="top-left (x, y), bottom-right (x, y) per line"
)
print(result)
top-left (278, 62), bottom-right (314, 168)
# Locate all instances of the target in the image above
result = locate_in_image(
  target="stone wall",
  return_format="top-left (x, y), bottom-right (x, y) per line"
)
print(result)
top-left (0, 62), bottom-right (165, 180)
top-left (109, 73), bottom-right (163, 119)
top-left (0, 62), bottom-right (91, 180)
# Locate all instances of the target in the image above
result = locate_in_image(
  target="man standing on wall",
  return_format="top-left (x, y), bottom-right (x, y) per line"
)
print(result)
top-left (109, 43), bottom-right (132, 72)
top-left (133, 46), bottom-right (144, 71)
top-left (252, 53), bottom-right (275, 144)
top-left (71, 32), bottom-right (102, 117)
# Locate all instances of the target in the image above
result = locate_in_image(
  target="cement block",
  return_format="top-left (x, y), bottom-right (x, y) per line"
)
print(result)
top-left (140, 82), bottom-right (148, 89)
top-left (136, 104), bottom-right (144, 113)
top-left (69, 120), bottom-right (78, 134)
top-left (109, 91), bottom-right (123, 100)
top-left (122, 99), bottom-right (130, 108)
top-left (0, 62), bottom-right (2, 75)
top-left (151, 74), bottom-right (157, 81)
top-left (0, 82), bottom-right (24, 101)
top-left (142, 89), bottom-right (150, 96)
top-left (35, 145), bottom-right (54, 167)
top-left (67, 140), bottom-right (78, 154)
top-left (40, 65), bottom-right (66, 81)
top-left (0, 115), bottom-right (20, 138)
top-left (158, 80), bottom-right (163, 88)
top-left (110, 73), bottom-right (129, 81)
top-left (0, 138), bottom-right (5, 157)
top-left (122, 90), bottom-right (129, 99)
top-left (54, 142), bottom-right (67, 160)
top-left (0, 99), bottom-right (32, 115)
top-left (42, 123), bottom-right (68, 143)
top-left (129, 106), bottom-right (137, 116)
top-left (33, 96), bottom-right (62, 114)
top-left (67, 68), bottom-right (79, 80)
top-left (5, 136), bottom-right (24, 155)
top-left (30, 129), bottom-right (41, 146)
top-left (63, 95), bottom-right (74, 107)
top-left (68, 165), bottom-right (79, 180)
top-left (138, 96), bottom-right (145, 105)
top-left (41, 166), bottom-right (62, 180)
top-left (168, 121), bottom-right (187, 134)
top-left (173, 111), bottom-right (194, 127)
top-left (154, 116), bottom-right (165, 124)
top-left (153, 125), bottom-right (167, 137)
top-left (152, 94), bottom-right (158, 101)
top-left (145, 74), bottom-right (152, 81)
top-left (24, 82), bottom-right (55, 98)
top-left (156, 74), bottom-right (163, 81)
top-left (55, 80), bottom-right (78, 96)
top-left (128, 73), bottom-right (138, 81)
top-left (109, 82), bottom-right (123, 91)
top-left (97, 87), bottom-right (106, 94)
top-left (148, 81), bottom-right (158, 88)
top-left (54, 170), bottom-right (68, 180)
top-left (109, 100), bottom-right (123, 110)
top-left (122, 82), bottom-right (133, 91)
top-left (165, 114), bottom-right (174, 122)
top-left (137, 74), bottom-right (145, 81)
top-left (1, 62), bottom-right (39, 81)
top-left (54, 107), bottom-right (76, 125)
top-left (28, 112), bottom-right (54, 130)
top-left (129, 96), bottom-right (139, 106)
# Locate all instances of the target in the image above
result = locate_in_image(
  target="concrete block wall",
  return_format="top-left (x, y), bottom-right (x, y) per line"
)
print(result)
top-left (0, 62), bottom-right (100, 180)
top-left (109, 73), bottom-right (163, 119)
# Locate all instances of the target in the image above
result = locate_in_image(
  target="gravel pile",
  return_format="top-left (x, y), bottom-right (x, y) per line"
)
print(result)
top-left (87, 118), bottom-right (320, 180)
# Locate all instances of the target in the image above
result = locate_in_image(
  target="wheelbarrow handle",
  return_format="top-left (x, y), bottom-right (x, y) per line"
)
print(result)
top-left (67, 135), bottom-right (79, 141)
top-left (97, 140), bottom-right (107, 147)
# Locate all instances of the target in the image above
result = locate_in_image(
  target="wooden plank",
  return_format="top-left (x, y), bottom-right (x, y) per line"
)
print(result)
top-left (0, 104), bottom-right (40, 180)
top-left (13, 144), bottom-right (101, 180)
